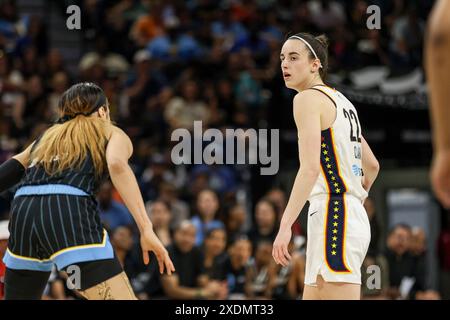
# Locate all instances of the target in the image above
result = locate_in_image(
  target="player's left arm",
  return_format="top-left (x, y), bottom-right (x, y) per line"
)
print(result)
top-left (106, 127), bottom-right (175, 275)
top-left (361, 136), bottom-right (380, 193)
top-left (273, 91), bottom-right (322, 266)
top-left (0, 142), bottom-right (34, 194)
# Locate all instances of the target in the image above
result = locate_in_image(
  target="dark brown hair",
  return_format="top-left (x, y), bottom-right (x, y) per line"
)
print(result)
top-left (289, 32), bottom-right (329, 80)
top-left (31, 83), bottom-right (112, 178)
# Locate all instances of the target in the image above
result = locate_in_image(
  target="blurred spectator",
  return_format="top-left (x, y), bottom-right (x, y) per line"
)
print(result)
top-left (161, 220), bottom-right (227, 299)
top-left (389, 5), bottom-right (424, 72)
top-left (123, 49), bottom-right (168, 120)
top-left (233, 55), bottom-right (265, 110)
top-left (225, 203), bottom-right (247, 245)
top-left (266, 241), bottom-right (305, 299)
top-left (147, 199), bottom-right (173, 247)
top-left (146, 19), bottom-right (203, 62)
top-left (211, 7), bottom-right (248, 51)
top-left (245, 241), bottom-right (272, 299)
top-left (129, 3), bottom-right (165, 47)
top-left (79, 35), bottom-right (129, 79)
top-left (265, 187), bottom-right (287, 220)
top-left (202, 227), bottom-right (228, 282)
top-left (139, 153), bottom-right (175, 202)
top-left (0, 220), bottom-right (9, 300)
top-left (41, 265), bottom-right (88, 300)
top-left (0, 51), bottom-right (24, 103)
top-left (110, 225), bottom-right (135, 269)
top-left (0, 0), bottom-right (20, 53)
top-left (13, 74), bottom-right (49, 133)
top-left (42, 266), bottom-right (70, 300)
top-left (361, 253), bottom-right (390, 299)
top-left (385, 224), bottom-right (431, 300)
top-left (45, 49), bottom-right (66, 79)
top-left (48, 71), bottom-right (71, 117)
top-left (307, 0), bottom-right (346, 32)
top-left (164, 79), bottom-right (210, 131)
top-left (158, 182), bottom-right (190, 228)
top-left (231, 25), bottom-right (270, 61)
top-left (98, 181), bottom-right (133, 231)
top-left (410, 227), bottom-right (426, 257)
top-left (224, 237), bottom-right (252, 299)
top-left (409, 227), bottom-right (440, 300)
top-left (191, 189), bottom-right (225, 246)
top-left (247, 198), bottom-right (278, 251)
top-left (357, 29), bottom-right (390, 67)
top-left (438, 210), bottom-right (450, 299)
top-left (189, 164), bottom-right (238, 196)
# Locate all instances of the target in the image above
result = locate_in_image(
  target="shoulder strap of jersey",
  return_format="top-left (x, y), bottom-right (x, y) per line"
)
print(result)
top-left (305, 84), bottom-right (337, 108)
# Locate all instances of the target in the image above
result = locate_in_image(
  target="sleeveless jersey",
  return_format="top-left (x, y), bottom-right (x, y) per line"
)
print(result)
top-left (307, 85), bottom-right (368, 202)
top-left (17, 140), bottom-right (107, 197)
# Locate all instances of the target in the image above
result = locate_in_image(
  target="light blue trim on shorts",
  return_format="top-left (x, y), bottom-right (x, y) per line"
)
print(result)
top-left (2, 250), bottom-right (54, 272)
top-left (53, 234), bottom-right (114, 270)
top-left (2, 232), bottom-right (114, 271)
top-left (14, 184), bottom-right (89, 198)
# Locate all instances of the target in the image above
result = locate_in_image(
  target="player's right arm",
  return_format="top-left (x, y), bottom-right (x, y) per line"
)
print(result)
top-left (273, 90), bottom-right (323, 266)
top-left (106, 126), bottom-right (175, 275)
top-left (361, 136), bottom-right (379, 193)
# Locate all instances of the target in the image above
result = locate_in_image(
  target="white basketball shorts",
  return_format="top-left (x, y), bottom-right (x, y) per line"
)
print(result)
top-left (304, 193), bottom-right (371, 286)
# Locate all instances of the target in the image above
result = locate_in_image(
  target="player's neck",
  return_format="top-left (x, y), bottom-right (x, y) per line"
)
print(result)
top-left (297, 76), bottom-right (324, 92)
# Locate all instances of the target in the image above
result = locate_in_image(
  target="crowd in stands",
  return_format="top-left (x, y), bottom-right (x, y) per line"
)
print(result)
top-left (1, 0), bottom-right (447, 299)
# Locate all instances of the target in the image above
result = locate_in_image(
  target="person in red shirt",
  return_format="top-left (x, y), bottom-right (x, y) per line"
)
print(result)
top-left (0, 220), bottom-right (10, 300)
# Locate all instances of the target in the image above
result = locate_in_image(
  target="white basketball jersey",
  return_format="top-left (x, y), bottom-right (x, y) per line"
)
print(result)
top-left (307, 85), bottom-right (368, 202)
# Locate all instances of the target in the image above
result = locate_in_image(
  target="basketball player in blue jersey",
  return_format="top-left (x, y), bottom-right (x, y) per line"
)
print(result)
top-left (272, 33), bottom-right (380, 300)
top-left (0, 83), bottom-right (174, 299)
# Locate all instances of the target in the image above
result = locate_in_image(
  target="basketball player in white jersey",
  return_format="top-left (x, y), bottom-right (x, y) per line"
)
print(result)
top-left (272, 33), bottom-right (380, 300)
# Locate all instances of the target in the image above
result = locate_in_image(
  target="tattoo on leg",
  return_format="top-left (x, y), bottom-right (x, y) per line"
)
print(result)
top-left (122, 272), bottom-right (135, 297)
top-left (97, 281), bottom-right (114, 300)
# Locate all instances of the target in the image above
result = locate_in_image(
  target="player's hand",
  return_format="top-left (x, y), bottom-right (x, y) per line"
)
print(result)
top-left (140, 227), bottom-right (175, 275)
top-left (431, 149), bottom-right (450, 208)
top-left (272, 227), bottom-right (292, 267)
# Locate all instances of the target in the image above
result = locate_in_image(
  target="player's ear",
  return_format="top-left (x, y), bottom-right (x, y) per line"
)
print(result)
top-left (97, 106), bottom-right (107, 118)
top-left (312, 59), bottom-right (322, 73)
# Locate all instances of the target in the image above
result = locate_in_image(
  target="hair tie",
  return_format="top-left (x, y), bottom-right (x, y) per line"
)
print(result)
top-left (54, 112), bottom-right (89, 124)
top-left (55, 95), bottom-right (108, 124)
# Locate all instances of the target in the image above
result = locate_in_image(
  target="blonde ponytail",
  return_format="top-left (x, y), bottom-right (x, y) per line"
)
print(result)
top-left (31, 115), bottom-right (112, 178)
